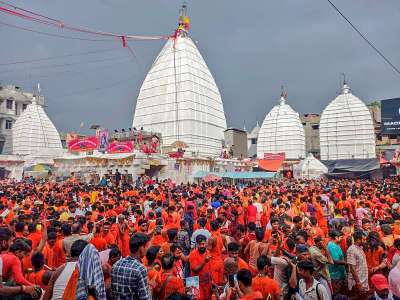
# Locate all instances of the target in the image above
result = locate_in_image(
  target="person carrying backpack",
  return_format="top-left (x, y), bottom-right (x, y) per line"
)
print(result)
top-left (297, 260), bottom-right (330, 300)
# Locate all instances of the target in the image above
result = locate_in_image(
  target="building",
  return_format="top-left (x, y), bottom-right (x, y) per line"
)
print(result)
top-left (224, 128), bottom-right (248, 159)
top-left (257, 92), bottom-right (306, 160)
top-left (247, 122), bottom-right (260, 158)
top-left (0, 85), bottom-right (44, 153)
top-left (301, 114), bottom-right (321, 158)
top-left (367, 101), bottom-right (400, 155)
top-left (6, 95), bottom-right (62, 157)
top-left (319, 82), bottom-right (376, 160)
top-left (132, 5), bottom-right (227, 157)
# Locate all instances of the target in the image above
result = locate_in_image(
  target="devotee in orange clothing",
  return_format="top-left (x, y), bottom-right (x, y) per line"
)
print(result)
top-left (314, 200), bottom-right (329, 235)
top-left (28, 228), bottom-right (42, 251)
top-left (161, 227), bottom-right (179, 254)
top-left (44, 240), bottom-right (105, 300)
top-left (90, 234), bottom-right (108, 251)
top-left (208, 221), bottom-right (225, 259)
top-left (52, 237), bottom-right (66, 268)
top-left (88, 223), bottom-right (107, 251)
top-left (227, 242), bottom-right (250, 271)
top-left (158, 253), bottom-right (185, 300)
top-left (252, 255), bottom-right (282, 300)
top-left (236, 269), bottom-right (263, 300)
top-left (27, 252), bottom-right (52, 290)
top-left (207, 220), bottom-right (226, 285)
top-left (151, 226), bottom-right (166, 247)
top-left (189, 235), bottom-right (212, 300)
top-left (42, 231), bottom-right (58, 269)
top-left (115, 215), bottom-right (131, 257)
top-left (145, 245), bottom-right (162, 297)
top-left (101, 222), bottom-right (116, 247)
top-left (365, 233), bottom-right (386, 274)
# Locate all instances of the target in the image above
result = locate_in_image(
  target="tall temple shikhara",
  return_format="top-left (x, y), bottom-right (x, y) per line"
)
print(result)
top-left (319, 82), bottom-right (376, 160)
top-left (257, 91), bottom-right (306, 160)
top-left (10, 95), bottom-right (62, 156)
top-left (133, 4), bottom-right (227, 156)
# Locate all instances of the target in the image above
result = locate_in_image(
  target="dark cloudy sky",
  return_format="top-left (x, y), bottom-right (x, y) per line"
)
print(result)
top-left (1, 0), bottom-right (400, 134)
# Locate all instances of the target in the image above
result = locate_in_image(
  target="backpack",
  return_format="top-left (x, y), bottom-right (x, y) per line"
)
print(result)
top-left (298, 279), bottom-right (323, 300)
top-left (316, 282), bottom-right (322, 300)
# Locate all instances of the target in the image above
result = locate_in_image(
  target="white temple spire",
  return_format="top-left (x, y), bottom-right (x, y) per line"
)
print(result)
top-left (257, 89), bottom-right (305, 159)
top-left (133, 4), bottom-right (227, 156)
top-left (280, 86), bottom-right (287, 104)
top-left (320, 81), bottom-right (375, 160)
top-left (341, 82), bottom-right (351, 94)
top-left (11, 94), bottom-right (62, 156)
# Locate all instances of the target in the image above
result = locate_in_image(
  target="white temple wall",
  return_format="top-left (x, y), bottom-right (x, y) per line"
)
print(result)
top-left (159, 158), bottom-right (210, 184)
top-left (133, 36), bottom-right (227, 157)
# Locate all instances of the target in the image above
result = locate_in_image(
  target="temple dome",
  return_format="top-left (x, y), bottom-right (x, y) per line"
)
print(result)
top-left (257, 94), bottom-right (305, 159)
top-left (248, 122), bottom-right (260, 139)
top-left (11, 97), bottom-right (62, 156)
top-left (133, 8), bottom-right (227, 157)
top-left (247, 122), bottom-right (260, 158)
top-left (319, 83), bottom-right (376, 160)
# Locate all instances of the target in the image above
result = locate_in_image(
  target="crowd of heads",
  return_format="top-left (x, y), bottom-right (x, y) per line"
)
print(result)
top-left (0, 176), bottom-right (398, 299)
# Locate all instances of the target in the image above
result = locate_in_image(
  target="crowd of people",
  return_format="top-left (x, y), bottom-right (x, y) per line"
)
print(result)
top-left (0, 175), bottom-right (399, 300)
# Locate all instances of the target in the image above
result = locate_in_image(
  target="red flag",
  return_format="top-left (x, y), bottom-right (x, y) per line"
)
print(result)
top-left (121, 35), bottom-right (127, 48)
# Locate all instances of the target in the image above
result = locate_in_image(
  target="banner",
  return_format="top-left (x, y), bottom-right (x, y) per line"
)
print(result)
top-left (381, 98), bottom-right (400, 135)
top-left (68, 136), bottom-right (99, 152)
top-left (264, 152), bottom-right (286, 160)
top-left (97, 129), bottom-right (109, 152)
top-left (259, 152), bottom-right (286, 172)
top-left (107, 141), bottom-right (134, 153)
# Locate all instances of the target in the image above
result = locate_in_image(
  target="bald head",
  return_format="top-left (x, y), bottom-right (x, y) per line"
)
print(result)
top-left (71, 222), bottom-right (82, 234)
top-left (224, 257), bottom-right (238, 276)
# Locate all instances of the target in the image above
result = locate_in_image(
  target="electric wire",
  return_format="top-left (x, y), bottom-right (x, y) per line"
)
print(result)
top-left (0, 20), bottom-right (117, 42)
top-left (326, 0), bottom-right (400, 75)
top-left (0, 55), bottom-right (128, 74)
top-left (0, 47), bottom-right (121, 66)
top-left (55, 75), bottom-right (137, 99)
top-left (0, 1), bottom-right (168, 41)
top-left (4, 57), bottom-right (131, 81)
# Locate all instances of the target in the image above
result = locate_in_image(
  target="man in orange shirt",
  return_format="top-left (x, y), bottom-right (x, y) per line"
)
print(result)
top-left (151, 221), bottom-right (165, 247)
top-left (27, 252), bottom-right (52, 289)
top-left (88, 223), bottom-right (107, 251)
top-left (189, 235), bottom-right (212, 300)
top-left (115, 215), bottom-right (131, 257)
top-left (309, 216), bottom-right (326, 239)
top-left (161, 227), bottom-right (178, 254)
top-left (42, 231), bottom-right (58, 269)
top-left (158, 253), bottom-right (185, 300)
top-left (236, 269), bottom-right (263, 300)
top-left (264, 217), bottom-right (281, 241)
top-left (208, 220), bottom-right (225, 285)
top-left (208, 220), bottom-right (225, 259)
top-left (227, 242), bottom-right (249, 271)
top-left (252, 255), bottom-right (282, 300)
top-left (101, 222), bottom-right (116, 247)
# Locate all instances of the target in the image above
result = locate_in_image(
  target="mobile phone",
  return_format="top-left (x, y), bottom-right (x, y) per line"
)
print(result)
top-left (228, 274), bottom-right (235, 287)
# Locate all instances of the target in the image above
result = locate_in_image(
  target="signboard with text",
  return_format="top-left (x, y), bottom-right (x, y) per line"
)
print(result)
top-left (107, 141), bottom-right (134, 153)
top-left (67, 136), bottom-right (99, 152)
top-left (263, 152), bottom-right (286, 160)
top-left (381, 98), bottom-right (400, 135)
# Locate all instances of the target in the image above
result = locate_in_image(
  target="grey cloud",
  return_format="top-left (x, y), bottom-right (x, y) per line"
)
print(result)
top-left (0, 0), bottom-right (399, 134)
